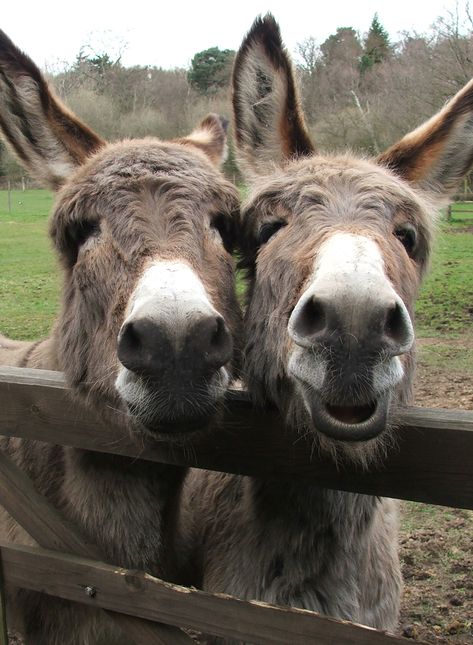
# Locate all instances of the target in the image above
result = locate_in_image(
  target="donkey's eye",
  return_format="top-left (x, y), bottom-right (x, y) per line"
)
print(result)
top-left (65, 219), bottom-right (101, 265)
top-left (72, 220), bottom-right (101, 249)
top-left (210, 214), bottom-right (234, 253)
top-left (394, 224), bottom-right (417, 257)
top-left (257, 220), bottom-right (286, 247)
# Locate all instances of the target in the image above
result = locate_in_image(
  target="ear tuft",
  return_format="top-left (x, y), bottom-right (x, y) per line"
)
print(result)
top-left (232, 14), bottom-right (314, 178)
top-left (176, 113), bottom-right (229, 167)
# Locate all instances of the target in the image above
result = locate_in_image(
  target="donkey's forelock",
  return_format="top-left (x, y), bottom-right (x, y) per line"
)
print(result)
top-left (241, 154), bottom-right (435, 274)
top-left (51, 139), bottom-right (240, 268)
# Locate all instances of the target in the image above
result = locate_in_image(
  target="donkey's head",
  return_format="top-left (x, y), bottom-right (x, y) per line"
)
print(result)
top-left (235, 16), bottom-right (473, 460)
top-left (0, 32), bottom-right (241, 437)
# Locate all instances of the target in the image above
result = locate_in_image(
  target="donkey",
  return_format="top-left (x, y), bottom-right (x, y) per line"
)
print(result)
top-left (177, 15), bottom-right (473, 640)
top-left (0, 31), bottom-right (241, 645)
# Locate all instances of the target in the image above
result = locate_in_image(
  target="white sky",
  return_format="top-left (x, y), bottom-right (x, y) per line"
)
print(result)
top-left (2, 0), bottom-right (466, 70)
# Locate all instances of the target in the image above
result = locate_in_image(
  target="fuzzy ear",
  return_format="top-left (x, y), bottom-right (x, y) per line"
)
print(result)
top-left (0, 30), bottom-right (105, 190)
top-left (175, 113), bottom-right (229, 167)
top-left (378, 78), bottom-right (473, 198)
top-left (232, 14), bottom-right (315, 178)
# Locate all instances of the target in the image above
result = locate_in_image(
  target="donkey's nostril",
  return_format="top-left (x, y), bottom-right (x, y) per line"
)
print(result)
top-left (118, 321), bottom-right (139, 352)
top-left (211, 316), bottom-right (226, 348)
top-left (191, 315), bottom-right (233, 370)
top-left (117, 319), bottom-right (171, 376)
top-left (383, 301), bottom-right (414, 353)
top-left (291, 296), bottom-right (327, 344)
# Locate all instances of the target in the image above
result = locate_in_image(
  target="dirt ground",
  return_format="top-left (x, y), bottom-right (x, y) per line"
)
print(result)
top-left (398, 341), bottom-right (473, 643)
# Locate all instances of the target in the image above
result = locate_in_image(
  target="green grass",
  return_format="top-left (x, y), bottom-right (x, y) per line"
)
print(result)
top-left (0, 189), bottom-right (472, 345)
top-left (415, 221), bottom-right (473, 337)
top-left (0, 189), bottom-right (60, 340)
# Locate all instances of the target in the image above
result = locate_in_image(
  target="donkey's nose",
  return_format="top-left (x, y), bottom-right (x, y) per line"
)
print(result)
top-left (289, 292), bottom-right (413, 356)
top-left (117, 314), bottom-right (232, 380)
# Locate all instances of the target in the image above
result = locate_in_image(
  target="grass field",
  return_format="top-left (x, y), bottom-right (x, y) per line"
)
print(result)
top-left (1, 189), bottom-right (472, 345)
top-left (0, 190), bottom-right (58, 339)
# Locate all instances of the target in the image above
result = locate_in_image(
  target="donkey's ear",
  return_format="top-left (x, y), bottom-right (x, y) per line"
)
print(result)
top-left (232, 14), bottom-right (314, 178)
top-left (0, 30), bottom-right (105, 190)
top-left (176, 113), bottom-right (229, 167)
top-left (378, 78), bottom-right (473, 198)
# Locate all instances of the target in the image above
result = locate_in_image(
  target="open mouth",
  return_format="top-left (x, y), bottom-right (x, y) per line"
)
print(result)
top-left (325, 401), bottom-right (377, 425)
top-left (305, 391), bottom-right (390, 442)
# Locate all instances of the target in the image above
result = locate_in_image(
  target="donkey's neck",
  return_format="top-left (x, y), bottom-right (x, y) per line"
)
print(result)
top-left (248, 477), bottom-right (378, 536)
top-left (62, 448), bottom-right (187, 579)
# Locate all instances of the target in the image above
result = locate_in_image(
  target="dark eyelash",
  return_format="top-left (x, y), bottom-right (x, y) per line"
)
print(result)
top-left (257, 220), bottom-right (286, 246)
top-left (210, 214), bottom-right (235, 253)
top-left (394, 224), bottom-right (417, 257)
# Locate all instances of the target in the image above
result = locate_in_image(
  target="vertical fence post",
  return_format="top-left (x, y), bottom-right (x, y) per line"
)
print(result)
top-left (0, 551), bottom-right (8, 645)
top-left (7, 180), bottom-right (11, 215)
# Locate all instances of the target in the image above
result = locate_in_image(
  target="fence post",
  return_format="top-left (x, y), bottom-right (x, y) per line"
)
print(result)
top-left (7, 180), bottom-right (11, 215)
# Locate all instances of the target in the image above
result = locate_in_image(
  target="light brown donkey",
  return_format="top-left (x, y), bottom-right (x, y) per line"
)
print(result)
top-left (177, 15), bottom-right (473, 641)
top-left (0, 31), bottom-right (241, 644)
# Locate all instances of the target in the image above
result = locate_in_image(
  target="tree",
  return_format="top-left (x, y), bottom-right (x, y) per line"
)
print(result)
top-left (188, 47), bottom-right (234, 94)
top-left (320, 27), bottom-right (362, 65)
top-left (360, 14), bottom-right (391, 73)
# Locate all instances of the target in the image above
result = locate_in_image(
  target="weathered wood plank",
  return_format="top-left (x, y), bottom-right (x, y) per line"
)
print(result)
top-left (1, 366), bottom-right (472, 508)
top-left (0, 542), bottom-right (426, 645)
top-left (0, 449), bottom-right (194, 645)
top-left (0, 553), bottom-right (8, 645)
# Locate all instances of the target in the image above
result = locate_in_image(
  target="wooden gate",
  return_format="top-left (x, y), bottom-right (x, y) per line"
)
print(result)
top-left (0, 365), bottom-right (472, 644)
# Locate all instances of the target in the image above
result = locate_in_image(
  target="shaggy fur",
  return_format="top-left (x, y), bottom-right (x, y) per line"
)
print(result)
top-left (177, 15), bottom-right (473, 643)
top-left (0, 32), bottom-right (241, 645)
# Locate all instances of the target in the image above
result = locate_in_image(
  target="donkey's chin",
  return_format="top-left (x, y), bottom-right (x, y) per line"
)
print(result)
top-left (303, 389), bottom-right (391, 442)
top-left (115, 366), bottom-right (229, 438)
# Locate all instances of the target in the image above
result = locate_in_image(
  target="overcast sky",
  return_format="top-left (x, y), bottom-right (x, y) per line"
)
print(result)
top-left (2, 0), bottom-right (466, 70)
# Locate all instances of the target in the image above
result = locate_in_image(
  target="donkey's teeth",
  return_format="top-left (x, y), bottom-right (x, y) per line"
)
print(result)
top-left (326, 402), bottom-right (376, 425)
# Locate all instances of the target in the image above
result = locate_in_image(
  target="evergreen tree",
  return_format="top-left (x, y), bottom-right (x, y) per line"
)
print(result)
top-left (360, 14), bottom-right (391, 73)
top-left (188, 47), bottom-right (234, 94)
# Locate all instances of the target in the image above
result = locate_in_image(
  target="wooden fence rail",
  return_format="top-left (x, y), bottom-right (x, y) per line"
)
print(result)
top-left (0, 542), bottom-right (414, 645)
top-left (1, 365), bottom-right (472, 644)
top-left (1, 366), bottom-right (472, 509)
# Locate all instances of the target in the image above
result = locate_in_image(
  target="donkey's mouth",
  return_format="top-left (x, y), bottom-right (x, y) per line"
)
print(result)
top-left (325, 401), bottom-right (377, 425)
top-left (305, 392), bottom-right (390, 442)
top-left (140, 413), bottom-right (213, 436)
top-left (126, 404), bottom-right (215, 437)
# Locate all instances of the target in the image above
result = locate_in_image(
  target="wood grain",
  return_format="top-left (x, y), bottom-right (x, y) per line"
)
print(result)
top-left (1, 542), bottom-right (427, 645)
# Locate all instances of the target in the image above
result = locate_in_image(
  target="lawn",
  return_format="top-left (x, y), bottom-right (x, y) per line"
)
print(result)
top-left (415, 212), bottom-right (473, 337)
top-left (0, 189), bottom-right (59, 339)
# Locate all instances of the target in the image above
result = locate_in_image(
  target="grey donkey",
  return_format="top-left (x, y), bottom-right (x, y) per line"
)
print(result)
top-left (177, 14), bottom-right (473, 642)
top-left (0, 30), bottom-right (241, 645)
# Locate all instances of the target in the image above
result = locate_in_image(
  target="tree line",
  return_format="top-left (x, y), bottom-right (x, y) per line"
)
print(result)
top-left (2, 7), bottom-right (473, 181)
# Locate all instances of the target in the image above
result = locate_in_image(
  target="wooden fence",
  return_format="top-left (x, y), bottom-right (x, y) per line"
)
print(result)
top-left (447, 193), bottom-right (473, 220)
top-left (0, 365), bottom-right (472, 644)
